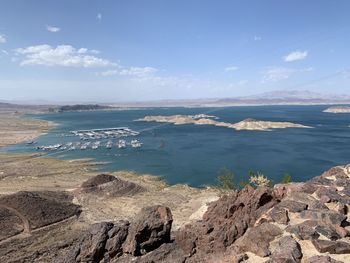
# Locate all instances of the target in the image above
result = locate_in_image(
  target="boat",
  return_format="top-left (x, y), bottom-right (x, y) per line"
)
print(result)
top-left (106, 140), bottom-right (113, 149)
top-left (117, 139), bottom-right (126, 149)
top-left (130, 139), bottom-right (142, 148)
top-left (91, 141), bottom-right (100, 149)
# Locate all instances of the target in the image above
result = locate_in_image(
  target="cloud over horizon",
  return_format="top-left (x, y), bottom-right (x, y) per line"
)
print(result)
top-left (284, 50), bottom-right (308, 62)
top-left (15, 44), bottom-right (115, 68)
top-left (0, 34), bottom-right (6, 43)
top-left (101, 66), bottom-right (158, 78)
top-left (46, 25), bottom-right (61, 33)
top-left (261, 66), bottom-right (312, 83)
top-left (224, 66), bottom-right (239, 72)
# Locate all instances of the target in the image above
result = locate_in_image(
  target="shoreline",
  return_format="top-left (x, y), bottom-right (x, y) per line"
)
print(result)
top-left (0, 112), bottom-right (56, 148)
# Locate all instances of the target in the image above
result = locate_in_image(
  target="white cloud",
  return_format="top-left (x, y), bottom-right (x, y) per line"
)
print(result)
top-left (224, 66), bottom-right (239, 72)
top-left (15, 44), bottom-right (115, 68)
top-left (262, 67), bottom-right (296, 82)
top-left (284, 50), bottom-right (308, 62)
top-left (97, 13), bottom-right (102, 21)
top-left (0, 34), bottom-right (6, 43)
top-left (254, 36), bottom-right (262, 41)
top-left (46, 25), bottom-right (61, 33)
top-left (101, 66), bottom-right (158, 78)
top-left (261, 66), bottom-right (312, 83)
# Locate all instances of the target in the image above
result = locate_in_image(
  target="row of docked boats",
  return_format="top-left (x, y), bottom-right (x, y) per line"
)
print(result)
top-left (36, 139), bottom-right (143, 151)
top-left (71, 127), bottom-right (140, 140)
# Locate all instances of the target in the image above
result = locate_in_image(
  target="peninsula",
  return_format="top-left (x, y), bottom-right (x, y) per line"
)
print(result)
top-left (137, 115), bottom-right (311, 131)
top-left (323, 106), bottom-right (350, 113)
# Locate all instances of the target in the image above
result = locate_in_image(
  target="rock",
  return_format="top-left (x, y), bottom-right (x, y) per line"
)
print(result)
top-left (81, 175), bottom-right (146, 197)
top-left (105, 221), bottom-right (130, 259)
top-left (81, 174), bottom-right (117, 189)
top-left (176, 185), bottom-right (280, 258)
top-left (268, 206), bottom-right (289, 225)
top-left (231, 253), bottom-right (249, 263)
top-left (321, 166), bottom-right (349, 179)
top-left (57, 206), bottom-right (173, 262)
top-left (305, 255), bottom-right (344, 263)
top-left (315, 187), bottom-right (350, 204)
top-left (315, 225), bottom-right (340, 240)
top-left (276, 200), bottom-right (308, 213)
top-left (75, 222), bottom-right (115, 262)
top-left (55, 222), bottom-right (128, 263)
top-left (300, 210), bottom-right (347, 226)
top-left (113, 243), bottom-right (186, 263)
top-left (123, 205), bottom-right (173, 256)
top-left (0, 191), bottom-right (81, 231)
top-left (311, 239), bottom-right (350, 254)
top-left (268, 236), bottom-right (302, 263)
top-left (233, 223), bottom-right (283, 257)
top-left (285, 222), bottom-right (319, 240)
top-left (0, 206), bottom-right (25, 240)
top-left (286, 192), bottom-right (319, 209)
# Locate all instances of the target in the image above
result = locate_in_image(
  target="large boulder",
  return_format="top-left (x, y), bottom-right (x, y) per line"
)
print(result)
top-left (123, 205), bottom-right (173, 256)
top-left (56, 205), bottom-right (172, 263)
top-left (176, 185), bottom-right (280, 259)
top-left (60, 221), bottom-right (129, 263)
top-left (232, 223), bottom-right (283, 257)
top-left (267, 235), bottom-right (302, 263)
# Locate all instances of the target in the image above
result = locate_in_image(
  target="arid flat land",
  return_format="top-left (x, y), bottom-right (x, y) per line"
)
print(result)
top-left (0, 106), bottom-right (54, 147)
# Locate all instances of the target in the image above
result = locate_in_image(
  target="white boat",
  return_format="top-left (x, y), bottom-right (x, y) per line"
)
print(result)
top-left (106, 140), bottom-right (113, 149)
top-left (117, 139), bottom-right (126, 149)
top-left (130, 139), bottom-right (142, 148)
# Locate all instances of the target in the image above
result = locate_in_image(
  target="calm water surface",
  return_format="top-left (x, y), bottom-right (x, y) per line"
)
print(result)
top-left (4, 105), bottom-right (350, 187)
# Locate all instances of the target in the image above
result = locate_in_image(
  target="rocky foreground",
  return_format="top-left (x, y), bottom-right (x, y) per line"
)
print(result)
top-left (137, 115), bottom-right (311, 131)
top-left (1, 164), bottom-right (349, 262)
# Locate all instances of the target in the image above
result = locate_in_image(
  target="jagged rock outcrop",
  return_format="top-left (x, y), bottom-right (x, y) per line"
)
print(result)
top-left (175, 185), bottom-right (280, 260)
top-left (123, 205), bottom-right (173, 256)
top-left (57, 205), bottom-right (173, 263)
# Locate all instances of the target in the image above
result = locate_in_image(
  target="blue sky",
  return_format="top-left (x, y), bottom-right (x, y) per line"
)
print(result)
top-left (0, 0), bottom-right (349, 102)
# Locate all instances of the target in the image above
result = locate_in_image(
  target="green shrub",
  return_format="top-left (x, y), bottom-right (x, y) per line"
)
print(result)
top-left (282, 173), bottom-right (292, 184)
top-left (216, 167), bottom-right (236, 190)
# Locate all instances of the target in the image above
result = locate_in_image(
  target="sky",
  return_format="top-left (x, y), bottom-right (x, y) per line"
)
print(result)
top-left (0, 0), bottom-right (350, 103)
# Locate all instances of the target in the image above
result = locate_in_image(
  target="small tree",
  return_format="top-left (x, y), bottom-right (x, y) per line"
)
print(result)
top-left (282, 173), bottom-right (292, 184)
top-left (217, 167), bottom-right (236, 190)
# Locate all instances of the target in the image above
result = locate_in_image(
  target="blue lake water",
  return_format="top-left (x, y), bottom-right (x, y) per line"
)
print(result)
top-left (3, 105), bottom-right (350, 187)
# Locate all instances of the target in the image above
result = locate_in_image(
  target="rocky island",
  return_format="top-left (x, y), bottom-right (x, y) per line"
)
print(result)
top-left (137, 115), bottom-right (311, 131)
top-left (323, 106), bottom-right (350, 113)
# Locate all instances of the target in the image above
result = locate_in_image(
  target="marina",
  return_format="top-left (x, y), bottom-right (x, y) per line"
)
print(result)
top-left (35, 127), bottom-right (143, 152)
top-left (71, 127), bottom-right (140, 140)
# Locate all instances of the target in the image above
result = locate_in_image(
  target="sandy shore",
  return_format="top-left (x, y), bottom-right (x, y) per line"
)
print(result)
top-left (0, 110), bottom-right (54, 148)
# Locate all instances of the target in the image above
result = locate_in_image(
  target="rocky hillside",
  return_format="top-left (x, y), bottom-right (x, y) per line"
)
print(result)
top-left (50, 165), bottom-right (350, 263)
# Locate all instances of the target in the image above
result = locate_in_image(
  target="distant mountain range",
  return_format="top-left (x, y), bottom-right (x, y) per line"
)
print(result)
top-left (110, 90), bottom-right (350, 107)
top-left (1, 90), bottom-right (350, 108)
top-left (215, 90), bottom-right (350, 106)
